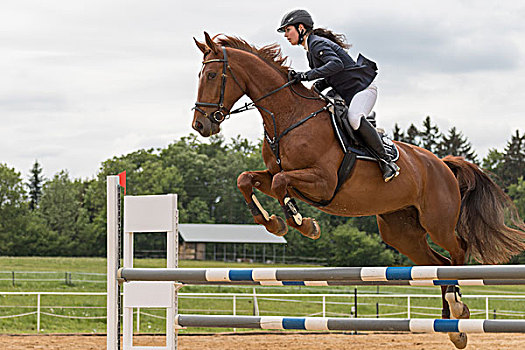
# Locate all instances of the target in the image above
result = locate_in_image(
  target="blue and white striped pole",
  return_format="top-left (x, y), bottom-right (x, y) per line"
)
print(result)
top-left (167, 279), bottom-right (525, 286)
top-left (175, 315), bottom-right (525, 333)
top-left (119, 266), bottom-right (525, 283)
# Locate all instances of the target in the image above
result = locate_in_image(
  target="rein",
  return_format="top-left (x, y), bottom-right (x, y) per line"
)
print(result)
top-left (193, 46), bottom-right (327, 168)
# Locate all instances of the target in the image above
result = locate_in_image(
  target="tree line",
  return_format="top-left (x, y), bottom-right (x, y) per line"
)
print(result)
top-left (1, 117), bottom-right (524, 265)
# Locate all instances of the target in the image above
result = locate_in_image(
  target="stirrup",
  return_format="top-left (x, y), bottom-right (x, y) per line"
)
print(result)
top-left (382, 162), bottom-right (400, 182)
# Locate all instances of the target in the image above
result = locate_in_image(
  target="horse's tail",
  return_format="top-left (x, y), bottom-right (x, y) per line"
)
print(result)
top-left (442, 155), bottom-right (525, 264)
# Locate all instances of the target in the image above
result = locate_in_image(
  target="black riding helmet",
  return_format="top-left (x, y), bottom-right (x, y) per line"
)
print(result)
top-left (277, 9), bottom-right (314, 32)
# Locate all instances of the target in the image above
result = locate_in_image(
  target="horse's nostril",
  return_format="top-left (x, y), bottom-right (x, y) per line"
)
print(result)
top-left (194, 121), bottom-right (203, 131)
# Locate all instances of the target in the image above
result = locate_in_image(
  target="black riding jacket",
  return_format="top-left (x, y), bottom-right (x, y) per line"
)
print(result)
top-left (304, 34), bottom-right (377, 105)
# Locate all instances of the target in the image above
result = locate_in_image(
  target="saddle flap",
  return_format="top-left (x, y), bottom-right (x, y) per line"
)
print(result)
top-left (326, 90), bottom-right (358, 147)
top-left (326, 89), bottom-right (399, 162)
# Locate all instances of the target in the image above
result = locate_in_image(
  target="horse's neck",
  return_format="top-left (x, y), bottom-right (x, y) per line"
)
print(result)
top-left (234, 54), bottom-right (310, 136)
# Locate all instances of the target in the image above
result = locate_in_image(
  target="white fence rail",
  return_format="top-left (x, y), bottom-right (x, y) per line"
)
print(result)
top-left (1, 291), bottom-right (525, 333)
top-left (0, 271), bottom-right (106, 286)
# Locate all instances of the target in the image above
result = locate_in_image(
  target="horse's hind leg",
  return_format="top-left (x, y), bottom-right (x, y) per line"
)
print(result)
top-left (418, 202), bottom-right (470, 349)
top-left (377, 207), bottom-right (452, 266)
top-left (377, 207), bottom-right (453, 318)
top-left (237, 170), bottom-right (288, 236)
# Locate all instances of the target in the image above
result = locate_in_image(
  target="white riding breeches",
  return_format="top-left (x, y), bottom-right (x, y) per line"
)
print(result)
top-left (347, 83), bottom-right (378, 130)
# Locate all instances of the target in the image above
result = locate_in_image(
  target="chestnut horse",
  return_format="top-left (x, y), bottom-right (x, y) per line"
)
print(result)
top-left (191, 32), bottom-right (525, 349)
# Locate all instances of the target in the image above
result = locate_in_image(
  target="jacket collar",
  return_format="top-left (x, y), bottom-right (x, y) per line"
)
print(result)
top-left (305, 34), bottom-right (314, 52)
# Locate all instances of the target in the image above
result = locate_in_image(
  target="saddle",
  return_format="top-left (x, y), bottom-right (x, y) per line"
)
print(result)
top-left (326, 89), bottom-right (399, 162)
top-left (293, 90), bottom-right (399, 207)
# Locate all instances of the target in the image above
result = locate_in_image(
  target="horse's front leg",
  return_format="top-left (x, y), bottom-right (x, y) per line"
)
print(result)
top-left (237, 170), bottom-right (288, 236)
top-left (271, 168), bottom-right (333, 240)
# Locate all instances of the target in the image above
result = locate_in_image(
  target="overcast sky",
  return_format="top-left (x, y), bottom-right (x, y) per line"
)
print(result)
top-left (1, 0), bottom-right (524, 179)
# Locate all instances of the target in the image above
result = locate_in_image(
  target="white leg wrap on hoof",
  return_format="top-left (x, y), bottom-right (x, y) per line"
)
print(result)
top-left (252, 194), bottom-right (270, 221)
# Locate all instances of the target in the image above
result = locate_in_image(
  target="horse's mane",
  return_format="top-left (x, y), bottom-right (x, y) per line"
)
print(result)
top-left (215, 35), bottom-right (290, 76)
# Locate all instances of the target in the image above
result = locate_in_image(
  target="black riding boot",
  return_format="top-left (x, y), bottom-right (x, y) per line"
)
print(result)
top-left (356, 117), bottom-right (400, 182)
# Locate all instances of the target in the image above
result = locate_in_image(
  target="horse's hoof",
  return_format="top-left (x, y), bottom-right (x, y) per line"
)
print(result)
top-left (268, 215), bottom-right (288, 236)
top-left (456, 304), bottom-right (470, 319)
top-left (445, 290), bottom-right (470, 319)
top-left (447, 301), bottom-right (470, 319)
top-left (448, 332), bottom-right (468, 349)
top-left (301, 218), bottom-right (321, 239)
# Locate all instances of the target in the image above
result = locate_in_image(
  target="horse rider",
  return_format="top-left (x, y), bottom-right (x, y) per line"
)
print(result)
top-left (278, 9), bottom-right (400, 182)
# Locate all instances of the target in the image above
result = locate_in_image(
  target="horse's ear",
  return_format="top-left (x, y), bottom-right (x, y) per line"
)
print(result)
top-left (204, 31), bottom-right (219, 54)
top-left (194, 37), bottom-right (208, 55)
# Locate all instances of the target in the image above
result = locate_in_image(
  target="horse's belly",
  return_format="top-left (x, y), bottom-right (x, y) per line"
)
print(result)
top-left (317, 160), bottom-right (416, 217)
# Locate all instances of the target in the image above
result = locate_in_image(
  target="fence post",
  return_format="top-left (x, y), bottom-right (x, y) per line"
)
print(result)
top-left (252, 288), bottom-right (259, 316)
top-left (233, 295), bottom-right (237, 333)
top-left (354, 288), bottom-right (358, 318)
top-left (486, 297), bottom-right (489, 319)
top-left (37, 293), bottom-right (41, 333)
top-left (137, 308), bottom-right (140, 333)
top-left (12, 271), bottom-right (15, 287)
top-left (407, 295), bottom-right (411, 319)
top-left (322, 295), bottom-right (326, 317)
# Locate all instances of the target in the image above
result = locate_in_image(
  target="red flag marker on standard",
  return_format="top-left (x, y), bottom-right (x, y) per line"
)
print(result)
top-left (118, 171), bottom-right (126, 195)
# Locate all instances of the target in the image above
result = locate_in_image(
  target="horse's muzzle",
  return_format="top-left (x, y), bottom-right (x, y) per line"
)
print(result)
top-left (192, 115), bottom-right (219, 137)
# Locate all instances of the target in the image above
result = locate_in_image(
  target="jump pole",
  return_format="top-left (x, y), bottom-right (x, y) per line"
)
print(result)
top-left (175, 315), bottom-right (525, 333)
top-left (118, 265), bottom-right (525, 283)
top-left (151, 279), bottom-right (525, 286)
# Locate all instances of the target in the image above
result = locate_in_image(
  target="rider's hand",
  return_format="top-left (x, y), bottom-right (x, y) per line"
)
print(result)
top-left (313, 79), bottom-right (329, 93)
top-left (288, 70), bottom-right (308, 83)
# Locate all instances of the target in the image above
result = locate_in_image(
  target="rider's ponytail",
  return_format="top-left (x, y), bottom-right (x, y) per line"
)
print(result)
top-left (311, 28), bottom-right (351, 50)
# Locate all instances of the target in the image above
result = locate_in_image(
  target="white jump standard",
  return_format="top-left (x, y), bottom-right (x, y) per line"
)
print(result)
top-left (107, 176), bottom-right (179, 350)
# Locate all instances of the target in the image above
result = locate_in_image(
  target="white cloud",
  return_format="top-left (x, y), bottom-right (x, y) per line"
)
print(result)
top-left (1, 0), bottom-right (524, 179)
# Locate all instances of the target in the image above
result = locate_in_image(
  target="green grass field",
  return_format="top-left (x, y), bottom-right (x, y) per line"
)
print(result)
top-left (0, 257), bottom-right (524, 334)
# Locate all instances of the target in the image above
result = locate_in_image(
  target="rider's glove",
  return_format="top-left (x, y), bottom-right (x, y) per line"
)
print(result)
top-left (288, 70), bottom-right (309, 83)
top-left (313, 79), bottom-right (329, 92)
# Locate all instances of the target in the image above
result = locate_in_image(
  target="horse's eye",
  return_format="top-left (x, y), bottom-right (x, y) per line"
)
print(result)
top-left (207, 72), bottom-right (217, 80)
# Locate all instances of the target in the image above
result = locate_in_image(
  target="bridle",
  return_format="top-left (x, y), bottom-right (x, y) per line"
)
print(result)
top-left (193, 46), bottom-right (299, 125)
top-left (193, 47), bottom-right (248, 124)
top-left (192, 47), bottom-right (231, 123)
top-left (192, 45), bottom-right (328, 167)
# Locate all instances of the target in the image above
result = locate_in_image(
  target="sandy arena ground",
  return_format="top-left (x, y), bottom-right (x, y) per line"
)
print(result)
top-left (2, 332), bottom-right (525, 350)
